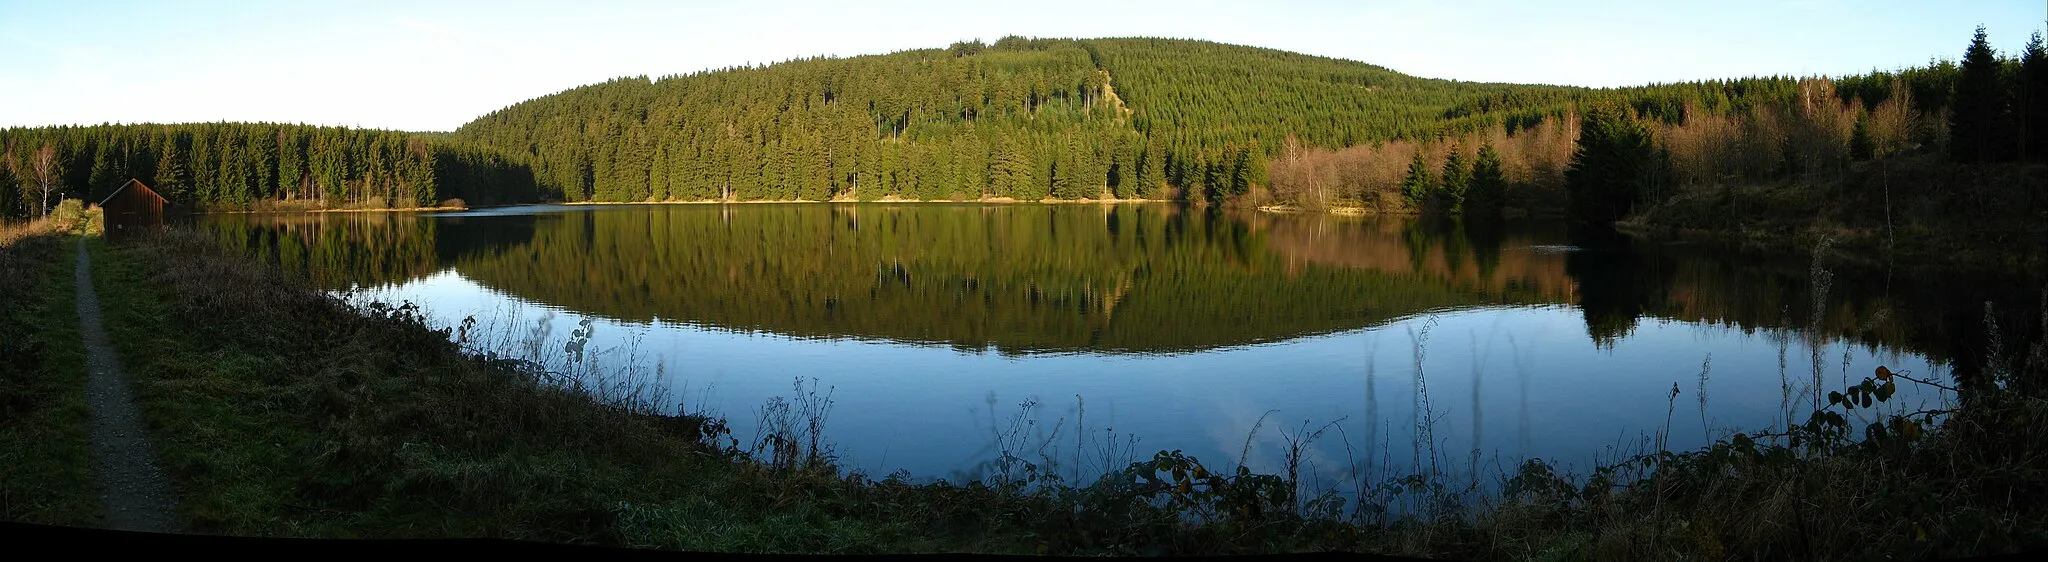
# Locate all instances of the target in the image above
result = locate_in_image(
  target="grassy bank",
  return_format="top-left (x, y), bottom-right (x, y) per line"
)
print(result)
top-left (0, 211), bottom-right (101, 526)
top-left (1621, 155), bottom-right (2048, 272)
top-left (31, 224), bottom-right (2048, 558)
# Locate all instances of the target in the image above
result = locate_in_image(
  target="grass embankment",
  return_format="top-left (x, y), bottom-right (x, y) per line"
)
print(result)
top-left (66, 225), bottom-right (2048, 558)
top-left (1623, 155), bottom-right (2048, 271)
top-left (87, 229), bottom-right (1021, 549)
top-left (0, 207), bottom-right (102, 525)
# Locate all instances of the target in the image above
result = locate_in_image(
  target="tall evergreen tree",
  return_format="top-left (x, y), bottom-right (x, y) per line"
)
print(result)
top-left (2021, 31), bottom-right (2048, 162)
top-left (1439, 145), bottom-right (1471, 213)
top-left (1564, 102), bottom-right (1659, 226)
top-left (1231, 146), bottom-right (1265, 198)
top-left (1849, 116), bottom-right (1876, 161)
top-left (86, 145), bottom-right (120, 202)
top-left (1950, 26), bottom-right (2009, 162)
top-left (1467, 144), bottom-right (1506, 216)
top-left (0, 151), bottom-right (19, 219)
top-left (1139, 139), bottom-right (1165, 197)
top-left (1401, 150), bottom-right (1434, 210)
top-left (154, 141), bottom-right (189, 203)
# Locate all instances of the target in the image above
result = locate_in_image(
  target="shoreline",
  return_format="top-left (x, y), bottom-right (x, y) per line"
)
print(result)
top-left (1256, 204), bottom-right (1382, 216)
top-left (192, 197), bottom-right (1183, 215)
top-left (199, 205), bottom-right (475, 215)
top-left (560, 196), bottom-right (1179, 205)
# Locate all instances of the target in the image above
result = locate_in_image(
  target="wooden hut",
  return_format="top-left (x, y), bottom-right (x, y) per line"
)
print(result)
top-left (99, 178), bottom-right (167, 236)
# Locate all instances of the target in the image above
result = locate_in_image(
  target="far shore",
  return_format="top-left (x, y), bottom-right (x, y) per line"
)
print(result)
top-left (182, 198), bottom-right (1574, 221)
top-left (560, 196), bottom-right (1177, 205)
top-left (190, 196), bottom-right (1183, 214)
top-left (198, 205), bottom-right (472, 215)
top-left (1255, 204), bottom-right (1381, 216)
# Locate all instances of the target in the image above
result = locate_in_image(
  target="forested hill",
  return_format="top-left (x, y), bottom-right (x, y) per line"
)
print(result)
top-left (450, 36), bottom-right (1584, 204)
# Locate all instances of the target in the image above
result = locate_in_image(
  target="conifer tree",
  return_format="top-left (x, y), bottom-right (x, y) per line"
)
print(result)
top-left (1849, 116), bottom-right (1876, 161)
top-left (1440, 145), bottom-right (1471, 213)
top-left (1401, 150), bottom-right (1434, 211)
top-left (0, 151), bottom-right (19, 219)
top-left (1564, 102), bottom-right (1658, 226)
top-left (1950, 26), bottom-right (2009, 162)
top-left (1467, 144), bottom-right (1506, 216)
top-left (87, 146), bottom-right (120, 202)
top-left (2021, 31), bottom-right (2048, 162)
top-left (154, 141), bottom-right (189, 203)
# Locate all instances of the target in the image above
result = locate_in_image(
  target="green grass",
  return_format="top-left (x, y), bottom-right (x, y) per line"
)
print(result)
top-left (0, 225), bottom-right (101, 526)
top-left (89, 234), bottom-right (671, 538)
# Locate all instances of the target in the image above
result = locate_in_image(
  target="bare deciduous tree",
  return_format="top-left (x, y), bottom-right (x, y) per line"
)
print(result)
top-left (30, 144), bottom-right (61, 218)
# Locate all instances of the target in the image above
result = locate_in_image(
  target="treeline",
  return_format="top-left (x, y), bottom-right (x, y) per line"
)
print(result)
top-left (1271, 25), bottom-right (2047, 226)
top-left (1269, 73), bottom-right (1959, 218)
top-left (1558, 25), bottom-right (2046, 227)
top-left (0, 123), bottom-right (542, 220)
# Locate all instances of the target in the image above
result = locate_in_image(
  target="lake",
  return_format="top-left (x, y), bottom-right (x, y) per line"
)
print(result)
top-left (197, 203), bottom-right (2022, 491)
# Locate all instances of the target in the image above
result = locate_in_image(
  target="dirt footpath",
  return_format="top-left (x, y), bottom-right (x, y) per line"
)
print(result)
top-left (74, 238), bottom-right (182, 533)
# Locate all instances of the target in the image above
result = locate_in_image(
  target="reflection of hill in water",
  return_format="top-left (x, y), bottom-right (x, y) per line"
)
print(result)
top-left (445, 205), bottom-right (1556, 354)
top-left (199, 206), bottom-right (2040, 362)
top-left (1245, 214), bottom-right (1578, 303)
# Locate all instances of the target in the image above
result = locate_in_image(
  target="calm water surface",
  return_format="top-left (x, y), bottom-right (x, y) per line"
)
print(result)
top-left (200, 204), bottom-right (2021, 487)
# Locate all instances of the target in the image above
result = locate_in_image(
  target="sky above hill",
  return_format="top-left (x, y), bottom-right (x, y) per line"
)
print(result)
top-left (2, 0), bottom-right (2042, 132)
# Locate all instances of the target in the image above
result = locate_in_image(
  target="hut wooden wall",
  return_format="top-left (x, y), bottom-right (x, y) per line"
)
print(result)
top-left (103, 180), bottom-right (166, 236)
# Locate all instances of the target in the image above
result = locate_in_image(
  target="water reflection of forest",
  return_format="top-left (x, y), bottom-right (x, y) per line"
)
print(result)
top-left (201, 205), bottom-right (2040, 363)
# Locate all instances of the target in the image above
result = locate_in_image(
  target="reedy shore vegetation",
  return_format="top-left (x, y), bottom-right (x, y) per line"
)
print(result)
top-left (2, 217), bottom-right (2045, 558)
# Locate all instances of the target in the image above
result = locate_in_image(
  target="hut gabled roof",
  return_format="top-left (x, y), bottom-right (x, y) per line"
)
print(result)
top-left (99, 178), bottom-right (165, 207)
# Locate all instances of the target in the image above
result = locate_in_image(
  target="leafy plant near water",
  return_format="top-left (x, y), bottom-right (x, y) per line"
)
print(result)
top-left (751, 377), bottom-right (837, 472)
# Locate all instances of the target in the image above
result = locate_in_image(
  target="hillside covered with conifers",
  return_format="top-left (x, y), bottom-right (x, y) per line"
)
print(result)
top-left (448, 36), bottom-right (1588, 205)
top-left (4, 32), bottom-right (2036, 229)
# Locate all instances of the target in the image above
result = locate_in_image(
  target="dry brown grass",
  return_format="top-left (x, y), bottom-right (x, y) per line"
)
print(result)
top-left (0, 218), bottom-right (62, 248)
top-left (0, 199), bottom-right (99, 247)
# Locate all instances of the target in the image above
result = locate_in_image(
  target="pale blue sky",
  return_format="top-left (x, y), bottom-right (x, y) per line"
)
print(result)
top-left (2, 0), bottom-right (2041, 132)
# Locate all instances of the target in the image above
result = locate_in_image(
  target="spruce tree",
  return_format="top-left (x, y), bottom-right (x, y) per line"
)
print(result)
top-left (154, 142), bottom-right (189, 203)
top-left (1467, 144), bottom-right (1507, 216)
top-left (1564, 102), bottom-right (1658, 227)
top-left (1226, 146), bottom-right (1254, 198)
top-left (2022, 31), bottom-right (2048, 162)
top-left (1850, 116), bottom-right (1876, 161)
top-left (1401, 150), bottom-right (1434, 211)
top-left (1440, 145), bottom-right (1471, 213)
top-left (1950, 26), bottom-right (2008, 162)
top-left (87, 146), bottom-right (119, 202)
top-left (0, 153), bottom-right (19, 219)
